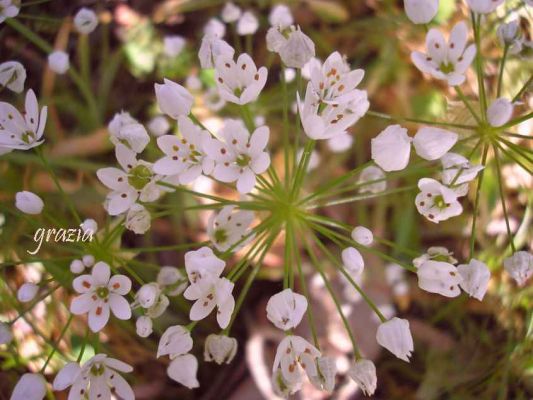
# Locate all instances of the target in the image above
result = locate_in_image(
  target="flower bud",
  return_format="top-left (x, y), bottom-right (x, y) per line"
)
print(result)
top-left (147, 116), bottom-right (170, 137)
top-left (466, 0), bottom-right (504, 14)
top-left (82, 254), bottom-right (95, 267)
top-left (74, 8), bottom-right (98, 34)
top-left (164, 35), bottom-right (186, 57)
top-left (351, 226), bottom-right (373, 246)
top-left (10, 373), bottom-right (47, 400)
top-left (376, 317), bottom-right (414, 362)
top-left (412, 127), bottom-right (458, 161)
top-left (497, 20), bottom-right (520, 45)
top-left (204, 334), bottom-right (238, 364)
top-left (125, 204), bottom-right (151, 234)
top-left (279, 27), bottom-right (316, 68)
top-left (17, 282), bottom-right (39, 303)
top-left (48, 51), bottom-right (70, 74)
top-left (136, 316), bottom-right (153, 338)
top-left (167, 354), bottom-right (199, 389)
top-left (358, 166), bottom-right (386, 194)
top-left (70, 259), bottom-right (85, 274)
top-left (221, 2), bottom-right (241, 23)
top-left (80, 218), bottom-right (97, 235)
top-left (136, 283), bottom-right (161, 309)
top-left (341, 247), bottom-right (365, 276)
top-left (348, 359), bottom-right (377, 396)
top-left (503, 251), bottom-right (532, 287)
top-left (0, 61), bottom-right (26, 93)
top-left (310, 356), bottom-right (337, 392)
top-left (0, 322), bottom-right (12, 345)
top-left (154, 79), bottom-right (194, 119)
top-left (157, 266), bottom-right (187, 296)
top-left (371, 124), bottom-right (412, 171)
top-left (487, 97), bottom-right (513, 127)
top-left (15, 191), bottom-right (44, 215)
top-left (269, 4), bottom-right (293, 28)
top-left (404, 0), bottom-right (439, 24)
top-left (237, 11), bottom-right (258, 36)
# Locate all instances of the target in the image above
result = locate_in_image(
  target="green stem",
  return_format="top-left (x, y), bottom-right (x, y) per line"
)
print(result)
top-left (455, 86), bottom-right (482, 124)
top-left (471, 12), bottom-right (487, 121)
top-left (366, 110), bottom-right (477, 130)
top-left (512, 74), bottom-right (532, 102)
top-left (469, 144), bottom-right (489, 259)
top-left (496, 45), bottom-right (509, 98)
top-left (281, 67), bottom-right (291, 189)
top-left (492, 144), bottom-right (516, 253)
top-left (40, 314), bottom-right (73, 372)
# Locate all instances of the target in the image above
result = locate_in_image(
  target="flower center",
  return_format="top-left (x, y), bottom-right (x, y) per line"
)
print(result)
top-left (433, 195), bottom-right (447, 209)
top-left (21, 131), bottom-right (36, 144)
top-left (214, 228), bottom-right (228, 244)
top-left (439, 61), bottom-right (455, 74)
top-left (90, 363), bottom-right (105, 376)
top-left (236, 154), bottom-right (251, 167)
top-left (128, 164), bottom-right (152, 190)
top-left (96, 286), bottom-right (109, 299)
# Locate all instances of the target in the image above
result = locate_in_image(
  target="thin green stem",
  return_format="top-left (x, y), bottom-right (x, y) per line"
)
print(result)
top-left (492, 144), bottom-right (516, 253)
top-left (455, 86), bottom-right (482, 124)
top-left (512, 74), bottom-right (532, 102)
top-left (470, 144), bottom-right (489, 259)
top-left (497, 45), bottom-right (509, 98)
top-left (40, 314), bottom-right (73, 372)
top-left (471, 12), bottom-right (487, 121)
top-left (366, 110), bottom-right (477, 130)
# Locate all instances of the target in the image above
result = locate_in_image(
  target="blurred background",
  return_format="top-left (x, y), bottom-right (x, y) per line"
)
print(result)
top-left (0, 0), bottom-right (532, 399)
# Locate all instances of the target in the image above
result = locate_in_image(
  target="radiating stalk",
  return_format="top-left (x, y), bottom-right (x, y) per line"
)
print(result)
top-left (469, 144), bottom-right (489, 259)
top-left (493, 144), bottom-right (516, 253)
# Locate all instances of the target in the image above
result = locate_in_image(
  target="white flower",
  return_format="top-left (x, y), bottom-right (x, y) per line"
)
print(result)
top-left (145, 294), bottom-right (170, 319)
top-left (417, 260), bottom-right (462, 297)
top-left (272, 335), bottom-right (321, 384)
top-left (15, 191), bottom-right (44, 215)
top-left (74, 8), bottom-right (98, 34)
top-left (266, 288), bottom-right (307, 330)
top-left (487, 97), bottom-right (513, 127)
top-left (298, 81), bottom-right (368, 140)
top-left (70, 261), bottom-right (132, 332)
top-left (80, 218), bottom-right (98, 235)
top-left (270, 26), bottom-right (315, 68)
top-left (185, 246), bottom-right (225, 284)
top-left (204, 17), bottom-right (225, 37)
top-left (0, 322), bottom-right (12, 344)
top-left (309, 356), bottom-right (337, 392)
top-left (70, 259), bottom-right (85, 274)
top-left (135, 282), bottom-right (161, 309)
top-left (327, 132), bottom-right (353, 152)
top-left (48, 51), bottom-right (69, 74)
top-left (154, 79), bottom-right (194, 119)
top-left (404, 0), bottom-right (439, 24)
top-left (503, 251), bottom-right (532, 287)
top-left (204, 334), bottom-right (238, 364)
top-left (351, 226), bottom-right (373, 246)
top-left (376, 317), bottom-right (414, 362)
top-left (466, 0), bottom-right (504, 13)
top-left (153, 115), bottom-right (214, 183)
top-left (413, 246), bottom-right (457, 268)
top-left (441, 152), bottom-right (484, 191)
top-left (125, 203), bottom-right (151, 234)
top-left (167, 354), bottom-right (200, 389)
top-left (184, 276), bottom-right (235, 329)
top-left (136, 316), bottom-right (153, 337)
top-left (269, 4), bottom-right (293, 28)
top-left (348, 359), bottom-right (377, 396)
top-left (198, 34), bottom-right (235, 69)
top-left (205, 121), bottom-right (270, 193)
top-left (342, 247), bottom-right (365, 276)
top-left (457, 259), bottom-right (490, 300)
top-left (17, 282), bottom-right (38, 303)
top-left (207, 205), bottom-right (254, 251)
top-left (97, 144), bottom-right (164, 216)
top-left (0, 61), bottom-right (26, 93)
top-left (415, 178), bottom-right (463, 223)
top-left (157, 266), bottom-right (187, 296)
top-left (236, 11), bottom-right (258, 35)
top-left (205, 87), bottom-right (226, 111)
top-left (497, 20), bottom-right (523, 54)
top-left (10, 373), bottom-right (46, 400)
top-left (157, 325), bottom-right (193, 358)
top-left (214, 53), bottom-right (268, 105)
top-left (53, 354), bottom-right (134, 400)
top-left (412, 127), bottom-right (458, 161)
top-left (371, 124), bottom-right (412, 171)
top-left (272, 367), bottom-right (302, 398)
top-left (164, 35), bottom-right (186, 57)
top-left (0, 0), bottom-right (19, 24)
top-left (109, 118), bottom-right (149, 154)
top-left (0, 89), bottom-right (47, 151)
top-left (358, 165), bottom-right (386, 194)
top-left (411, 21), bottom-right (476, 86)
top-left (221, 2), bottom-right (241, 23)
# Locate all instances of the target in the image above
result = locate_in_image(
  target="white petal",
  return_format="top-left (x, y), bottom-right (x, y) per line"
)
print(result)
top-left (371, 125), bottom-right (412, 171)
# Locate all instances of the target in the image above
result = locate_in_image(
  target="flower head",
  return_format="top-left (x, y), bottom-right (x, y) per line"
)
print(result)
top-left (0, 0), bottom-right (19, 24)
top-left (272, 335), bottom-right (321, 384)
top-left (404, 0), bottom-right (439, 24)
top-left (157, 325), bottom-right (193, 358)
top-left (74, 8), bottom-right (98, 34)
top-left (309, 356), bottom-right (337, 392)
top-left (415, 178), bottom-right (463, 223)
top-left (0, 89), bottom-right (47, 152)
top-left (266, 288), bottom-right (307, 330)
top-left (214, 53), bottom-right (268, 105)
top-left (417, 260), bottom-right (462, 297)
top-left (0, 61), bottom-right (26, 93)
top-left (487, 97), bottom-right (513, 127)
top-left (198, 34), bottom-right (235, 69)
top-left (15, 191), bottom-right (43, 215)
top-left (457, 259), bottom-right (491, 301)
top-left (154, 79), bottom-right (194, 119)
top-left (11, 373), bottom-right (46, 400)
top-left (236, 11), bottom-right (258, 36)
top-left (376, 317), bottom-right (414, 362)
top-left (411, 21), bottom-right (476, 86)
top-left (208, 205), bottom-right (254, 251)
top-left (466, 0), bottom-right (504, 14)
top-left (221, 2), bottom-right (241, 23)
top-left (70, 261), bottom-right (132, 332)
top-left (205, 120), bottom-right (270, 193)
top-left (412, 126), bottom-right (458, 161)
top-left (371, 124), bottom-right (412, 171)
top-left (204, 334), bottom-right (238, 364)
top-left (48, 51), bottom-right (70, 74)
top-left (167, 354), bottom-right (200, 389)
top-left (348, 359), bottom-right (377, 396)
top-left (17, 282), bottom-right (38, 303)
top-left (269, 4), bottom-right (293, 28)
top-left (163, 35), bottom-right (186, 57)
top-left (503, 251), bottom-right (532, 287)
top-left (136, 316), bottom-right (153, 337)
